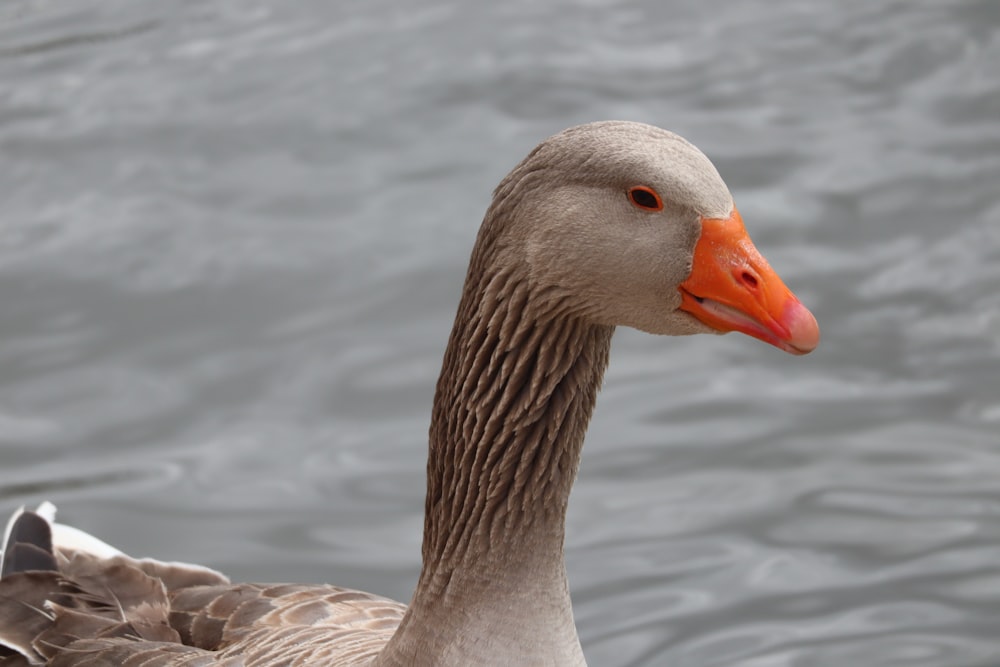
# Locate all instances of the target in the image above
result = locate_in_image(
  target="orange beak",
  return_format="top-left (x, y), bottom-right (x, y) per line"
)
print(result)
top-left (679, 207), bottom-right (819, 355)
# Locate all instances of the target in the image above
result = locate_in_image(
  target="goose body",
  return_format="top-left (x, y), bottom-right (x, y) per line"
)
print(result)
top-left (0, 121), bottom-right (819, 666)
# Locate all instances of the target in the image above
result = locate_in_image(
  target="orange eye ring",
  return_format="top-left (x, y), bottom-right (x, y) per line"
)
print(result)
top-left (627, 185), bottom-right (663, 211)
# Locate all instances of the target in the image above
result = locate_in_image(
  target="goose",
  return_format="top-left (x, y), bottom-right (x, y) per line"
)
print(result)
top-left (0, 121), bottom-right (819, 666)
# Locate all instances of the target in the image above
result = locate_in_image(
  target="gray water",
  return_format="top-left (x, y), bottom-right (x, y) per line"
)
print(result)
top-left (2, 1), bottom-right (999, 665)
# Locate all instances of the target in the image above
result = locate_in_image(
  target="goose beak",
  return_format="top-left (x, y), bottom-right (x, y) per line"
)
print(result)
top-left (678, 207), bottom-right (820, 355)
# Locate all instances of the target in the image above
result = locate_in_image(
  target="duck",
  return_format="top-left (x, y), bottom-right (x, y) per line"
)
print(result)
top-left (0, 121), bottom-right (819, 666)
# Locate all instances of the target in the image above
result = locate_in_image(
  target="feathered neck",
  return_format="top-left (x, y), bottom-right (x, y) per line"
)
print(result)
top-left (375, 212), bottom-right (613, 666)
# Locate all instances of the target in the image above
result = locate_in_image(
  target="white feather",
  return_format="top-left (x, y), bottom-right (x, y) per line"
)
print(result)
top-left (50, 522), bottom-right (125, 559)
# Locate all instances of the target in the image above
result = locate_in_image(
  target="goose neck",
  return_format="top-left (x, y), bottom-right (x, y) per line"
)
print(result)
top-left (377, 260), bottom-right (613, 665)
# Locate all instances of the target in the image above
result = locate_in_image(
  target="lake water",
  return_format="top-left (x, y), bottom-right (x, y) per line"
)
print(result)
top-left (1, 1), bottom-right (999, 665)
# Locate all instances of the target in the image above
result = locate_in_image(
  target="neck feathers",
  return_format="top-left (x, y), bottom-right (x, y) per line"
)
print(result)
top-left (377, 225), bottom-right (612, 666)
top-left (424, 265), bottom-right (612, 568)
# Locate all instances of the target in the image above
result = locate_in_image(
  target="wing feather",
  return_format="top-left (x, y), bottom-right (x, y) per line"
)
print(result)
top-left (0, 507), bottom-right (406, 665)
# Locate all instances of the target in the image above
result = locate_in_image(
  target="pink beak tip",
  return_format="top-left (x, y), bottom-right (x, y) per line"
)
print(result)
top-left (783, 300), bottom-right (820, 354)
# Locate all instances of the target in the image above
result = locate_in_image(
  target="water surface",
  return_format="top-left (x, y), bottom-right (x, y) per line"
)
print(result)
top-left (1, 1), bottom-right (999, 665)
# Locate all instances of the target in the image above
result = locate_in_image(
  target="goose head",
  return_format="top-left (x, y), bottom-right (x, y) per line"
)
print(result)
top-left (486, 120), bottom-right (819, 354)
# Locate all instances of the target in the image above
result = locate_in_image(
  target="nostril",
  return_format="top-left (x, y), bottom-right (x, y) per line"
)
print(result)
top-left (740, 271), bottom-right (759, 290)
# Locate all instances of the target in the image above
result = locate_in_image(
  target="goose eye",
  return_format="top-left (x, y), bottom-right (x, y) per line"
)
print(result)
top-left (627, 186), bottom-right (663, 211)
